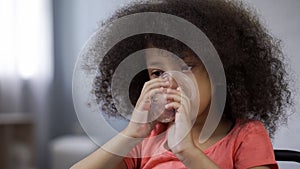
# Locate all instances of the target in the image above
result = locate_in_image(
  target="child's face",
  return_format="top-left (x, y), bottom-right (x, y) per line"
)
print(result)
top-left (145, 47), bottom-right (212, 118)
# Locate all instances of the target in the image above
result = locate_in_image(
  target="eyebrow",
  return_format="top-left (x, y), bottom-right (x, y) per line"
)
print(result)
top-left (183, 56), bottom-right (203, 65)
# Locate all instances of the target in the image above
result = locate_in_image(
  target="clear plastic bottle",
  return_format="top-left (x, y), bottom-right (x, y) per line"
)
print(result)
top-left (149, 71), bottom-right (198, 123)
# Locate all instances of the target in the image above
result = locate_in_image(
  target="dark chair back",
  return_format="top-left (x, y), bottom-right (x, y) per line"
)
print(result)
top-left (274, 149), bottom-right (300, 163)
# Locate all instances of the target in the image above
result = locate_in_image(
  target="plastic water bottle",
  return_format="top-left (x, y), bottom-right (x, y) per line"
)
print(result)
top-left (149, 71), bottom-right (198, 123)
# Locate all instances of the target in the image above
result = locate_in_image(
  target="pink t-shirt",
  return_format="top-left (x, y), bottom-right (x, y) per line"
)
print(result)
top-left (124, 120), bottom-right (278, 169)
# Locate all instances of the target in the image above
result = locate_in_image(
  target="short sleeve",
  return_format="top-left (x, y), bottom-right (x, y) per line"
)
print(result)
top-left (234, 121), bottom-right (278, 169)
top-left (123, 143), bottom-right (142, 169)
top-left (123, 123), bottom-right (168, 169)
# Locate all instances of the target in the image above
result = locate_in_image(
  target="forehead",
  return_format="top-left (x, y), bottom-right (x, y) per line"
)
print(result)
top-left (145, 48), bottom-right (200, 66)
top-left (145, 48), bottom-right (184, 68)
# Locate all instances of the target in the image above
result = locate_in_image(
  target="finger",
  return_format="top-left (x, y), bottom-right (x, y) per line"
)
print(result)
top-left (174, 108), bottom-right (190, 124)
top-left (165, 93), bottom-right (181, 103)
top-left (166, 88), bottom-right (189, 102)
top-left (165, 100), bottom-right (190, 118)
top-left (145, 87), bottom-right (164, 99)
top-left (165, 91), bottom-right (190, 112)
top-left (165, 102), bottom-right (181, 110)
top-left (178, 87), bottom-right (192, 117)
top-left (137, 87), bottom-right (164, 109)
top-left (145, 78), bottom-right (169, 86)
top-left (134, 87), bottom-right (167, 123)
top-left (142, 80), bottom-right (170, 93)
top-left (164, 102), bottom-right (189, 117)
top-left (166, 88), bottom-right (181, 95)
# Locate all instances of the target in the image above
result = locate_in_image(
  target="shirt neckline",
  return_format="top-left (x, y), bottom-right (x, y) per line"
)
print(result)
top-left (162, 120), bottom-right (239, 156)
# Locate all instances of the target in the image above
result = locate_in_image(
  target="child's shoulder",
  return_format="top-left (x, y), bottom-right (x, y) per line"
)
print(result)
top-left (236, 119), bottom-right (266, 132)
top-left (228, 119), bottom-right (277, 168)
top-left (232, 119), bottom-right (271, 143)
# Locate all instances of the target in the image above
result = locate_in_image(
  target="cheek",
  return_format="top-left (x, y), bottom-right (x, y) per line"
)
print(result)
top-left (197, 80), bottom-right (211, 114)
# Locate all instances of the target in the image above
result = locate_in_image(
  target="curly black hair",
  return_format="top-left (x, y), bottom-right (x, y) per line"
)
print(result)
top-left (83, 0), bottom-right (294, 137)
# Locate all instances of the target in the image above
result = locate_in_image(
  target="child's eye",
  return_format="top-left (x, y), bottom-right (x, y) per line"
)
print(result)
top-left (151, 70), bottom-right (164, 78)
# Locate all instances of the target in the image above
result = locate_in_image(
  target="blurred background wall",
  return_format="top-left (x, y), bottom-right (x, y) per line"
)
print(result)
top-left (0, 0), bottom-right (299, 169)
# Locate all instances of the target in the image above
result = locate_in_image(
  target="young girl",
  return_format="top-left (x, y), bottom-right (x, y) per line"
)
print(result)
top-left (72, 0), bottom-right (293, 168)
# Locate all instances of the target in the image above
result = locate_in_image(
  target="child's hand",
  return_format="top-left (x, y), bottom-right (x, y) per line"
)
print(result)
top-left (166, 87), bottom-right (195, 154)
top-left (123, 78), bottom-right (170, 138)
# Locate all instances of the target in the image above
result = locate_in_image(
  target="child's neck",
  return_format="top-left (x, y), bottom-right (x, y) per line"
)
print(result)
top-left (191, 110), bottom-right (233, 150)
top-left (192, 106), bottom-right (210, 131)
